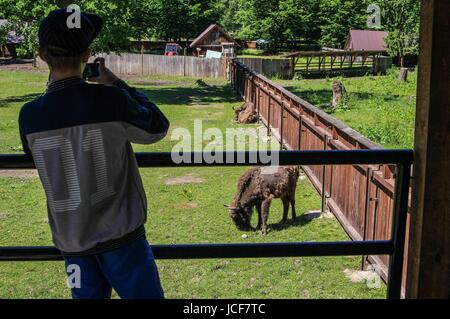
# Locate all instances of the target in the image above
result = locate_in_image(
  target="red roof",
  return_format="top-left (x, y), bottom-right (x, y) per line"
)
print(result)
top-left (345, 30), bottom-right (388, 51)
top-left (190, 24), bottom-right (239, 48)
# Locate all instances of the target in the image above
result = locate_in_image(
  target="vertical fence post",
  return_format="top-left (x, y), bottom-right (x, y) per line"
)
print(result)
top-left (362, 167), bottom-right (372, 270)
top-left (251, 77), bottom-right (255, 106)
top-left (233, 63), bottom-right (239, 94)
top-left (232, 61), bottom-right (235, 88)
top-left (298, 116), bottom-right (303, 150)
top-left (267, 92), bottom-right (272, 136)
top-left (141, 51), bottom-right (144, 75)
top-left (321, 135), bottom-right (329, 214)
top-left (387, 163), bottom-right (411, 299)
top-left (237, 67), bottom-right (241, 96)
top-left (257, 85), bottom-right (261, 124)
top-left (280, 101), bottom-right (284, 149)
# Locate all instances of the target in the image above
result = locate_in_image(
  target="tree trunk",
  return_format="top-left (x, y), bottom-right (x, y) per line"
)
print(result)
top-left (400, 55), bottom-right (405, 68)
top-left (331, 80), bottom-right (346, 108)
top-left (399, 67), bottom-right (408, 81)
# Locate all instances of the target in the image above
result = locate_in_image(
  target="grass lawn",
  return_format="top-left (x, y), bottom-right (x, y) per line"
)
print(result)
top-left (0, 69), bottom-right (385, 299)
top-left (275, 68), bottom-right (417, 149)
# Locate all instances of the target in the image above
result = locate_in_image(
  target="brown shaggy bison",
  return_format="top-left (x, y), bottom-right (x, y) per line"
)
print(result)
top-left (233, 102), bottom-right (257, 124)
top-left (225, 166), bottom-right (299, 235)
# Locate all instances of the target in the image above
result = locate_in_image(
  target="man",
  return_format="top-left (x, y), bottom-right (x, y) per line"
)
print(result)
top-left (18, 8), bottom-right (169, 299)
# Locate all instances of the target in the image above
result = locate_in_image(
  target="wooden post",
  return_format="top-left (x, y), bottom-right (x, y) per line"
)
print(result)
top-left (398, 68), bottom-right (408, 81)
top-left (280, 102), bottom-right (284, 149)
top-left (362, 167), bottom-right (372, 270)
top-left (267, 92), bottom-right (272, 136)
top-left (256, 86), bottom-right (260, 124)
top-left (298, 116), bottom-right (303, 150)
top-left (140, 41), bottom-right (144, 75)
top-left (321, 135), bottom-right (329, 214)
top-left (406, 0), bottom-right (450, 299)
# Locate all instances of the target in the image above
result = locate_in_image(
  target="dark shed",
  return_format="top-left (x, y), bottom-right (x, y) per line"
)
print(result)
top-left (190, 24), bottom-right (240, 56)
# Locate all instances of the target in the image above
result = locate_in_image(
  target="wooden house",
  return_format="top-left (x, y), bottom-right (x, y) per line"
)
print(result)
top-left (190, 24), bottom-right (240, 57)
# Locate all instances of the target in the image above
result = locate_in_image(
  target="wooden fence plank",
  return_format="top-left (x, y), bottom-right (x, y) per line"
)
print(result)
top-left (36, 54), bottom-right (227, 78)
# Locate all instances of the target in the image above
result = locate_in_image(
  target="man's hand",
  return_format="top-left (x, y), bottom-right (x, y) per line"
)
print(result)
top-left (88, 57), bottom-right (119, 85)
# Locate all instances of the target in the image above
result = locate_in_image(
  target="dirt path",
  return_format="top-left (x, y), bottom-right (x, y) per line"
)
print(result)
top-left (164, 174), bottom-right (204, 185)
top-left (0, 169), bottom-right (38, 178)
top-left (0, 59), bottom-right (34, 71)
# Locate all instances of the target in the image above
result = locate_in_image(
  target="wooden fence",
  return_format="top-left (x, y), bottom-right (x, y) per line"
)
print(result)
top-left (236, 58), bottom-right (293, 79)
top-left (285, 50), bottom-right (390, 78)
top-left (256, 40), bottom-right (321, 53)
top-left (230, 60), bottom-right (410, 291)
top-left (36, 53), bottom-right (227, 78)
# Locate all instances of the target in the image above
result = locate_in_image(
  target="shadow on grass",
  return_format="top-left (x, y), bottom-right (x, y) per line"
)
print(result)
top-left (0, 83), bottom-right (239, 108)
top-left (139, 84), bottom-right (240, 106)
top-left (270, 214), bottom-right (314, 232)
top-left (0, 58), bottom-right (33, 66)
top-left (0, 93), bottom-right (42, 107)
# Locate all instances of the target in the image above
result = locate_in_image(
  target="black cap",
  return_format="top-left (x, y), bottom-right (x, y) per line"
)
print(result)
top-left (38, 8), bottom-right (103, 57)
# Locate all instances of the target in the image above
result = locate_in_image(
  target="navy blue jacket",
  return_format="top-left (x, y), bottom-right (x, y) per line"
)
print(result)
top-left (19, 77), bottom-right (169, 255)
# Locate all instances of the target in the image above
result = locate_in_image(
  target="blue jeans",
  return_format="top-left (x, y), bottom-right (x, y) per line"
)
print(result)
top-left (64, 237), bottom-right (164, 299)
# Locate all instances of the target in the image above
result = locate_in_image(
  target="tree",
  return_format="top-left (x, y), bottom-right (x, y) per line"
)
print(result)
top-left (0, 21), bottom-right (9, 49)
top-left (277, 0), bottom-right (321, 41)
top-left (78, 0), bottom-right (136, 53)
top-left (318, 0), bottom-right (370, 48)
top-left (377, 0), bottom-right (420, 67)
top-left (128, 0), bottom-right (158, 52)
top-left (218, 0), bottom-right (241, 36)
top-left (232, 0), bottom-right (280, 40)
top-left (219, 0), bottom-right (323, 43)
top-left (0, 0), bottom-right (57, 58)
top-left (0, 0), bottom-right (140, 55)
top-left (149, 0), bottom-right (220, 41)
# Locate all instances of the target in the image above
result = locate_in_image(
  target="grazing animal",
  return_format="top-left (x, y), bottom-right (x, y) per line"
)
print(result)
top-left (331, 80), bottom-right (346, 108)
top-left (233, 102), bottom-right (257, 124)
top-left (225, 166), bottom-right (299, 235)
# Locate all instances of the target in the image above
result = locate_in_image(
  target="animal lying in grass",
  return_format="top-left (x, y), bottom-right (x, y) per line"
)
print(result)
top-left (225, 166), bottom-right (299, 235)
top-left (233, 102), bottom-right (257, 124)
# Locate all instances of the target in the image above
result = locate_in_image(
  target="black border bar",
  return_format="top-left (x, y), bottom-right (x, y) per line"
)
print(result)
top-left (0, 240), bottom-right (394, 261)
top-left (0, 150), bottom-right (413, 169)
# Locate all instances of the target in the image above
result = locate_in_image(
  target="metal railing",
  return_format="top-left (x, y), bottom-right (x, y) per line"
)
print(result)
top-left (0, 150), bottom-right (413, 299)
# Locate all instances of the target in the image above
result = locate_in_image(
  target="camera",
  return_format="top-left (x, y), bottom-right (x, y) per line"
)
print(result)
top-left (83, 63), bottom-right (100, 79)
